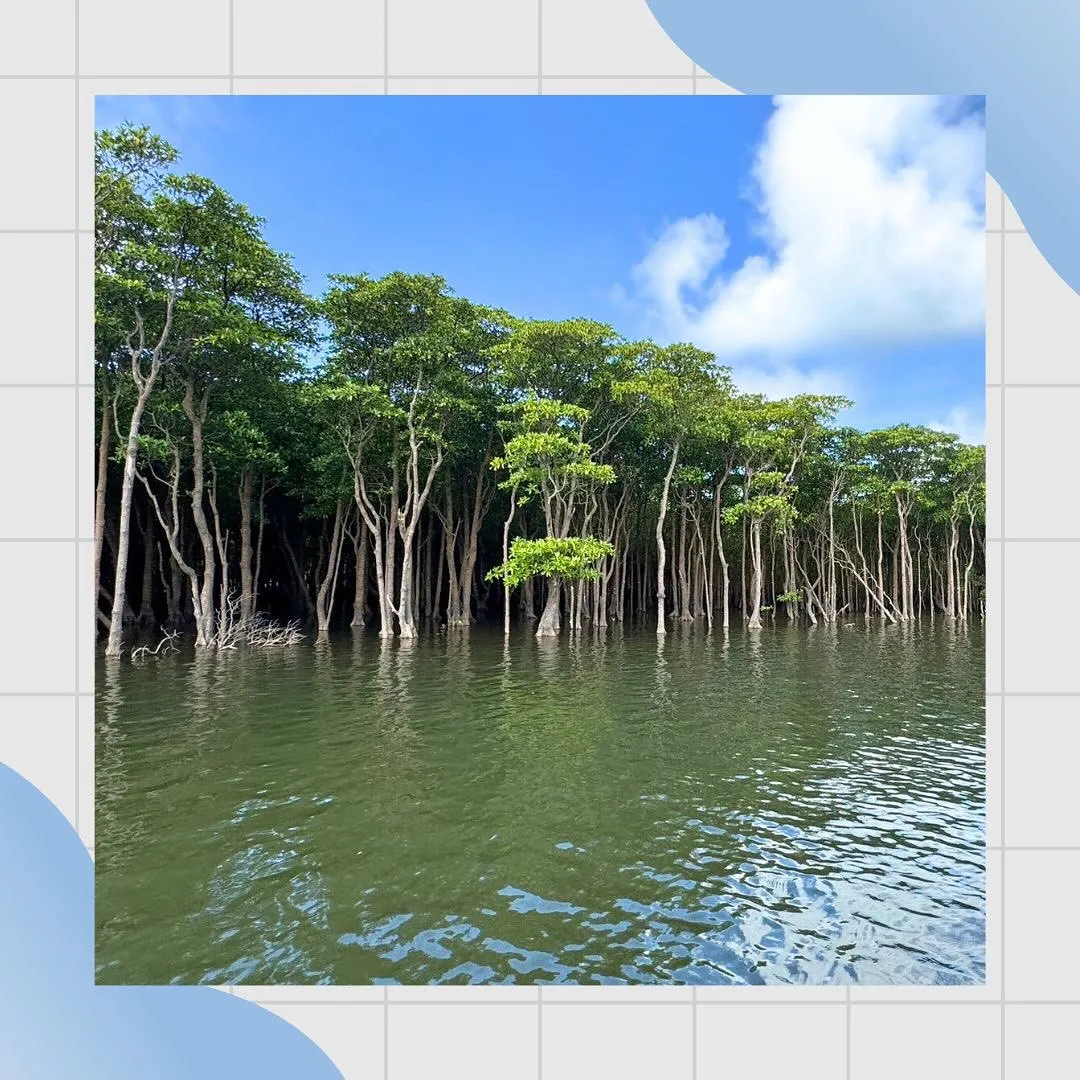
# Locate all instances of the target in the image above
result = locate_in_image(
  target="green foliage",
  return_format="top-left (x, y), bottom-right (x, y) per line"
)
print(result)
top-left (93, 121), bottom-right (987, 633)
top-left (491, 394), bottom-right (615, 502)
top-left (486, 536), bottom-right (616, 588)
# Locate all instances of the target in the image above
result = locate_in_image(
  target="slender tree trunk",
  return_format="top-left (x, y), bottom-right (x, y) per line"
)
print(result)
top-left (676, 504), bottom-right (688, 620)
top-left (433, 519), bottom-right (445, 625)
top-left (962, 503), bottom-right (977, 621)
top-left (422, 507), bottom-right (434, 623)
top-left (740, 514), bottom-right (748, 619)
top-left (137, 501), bottom-right (155, 628)
top-left (502, 488), bottom-right (517, 637)
top-left (315, 500), bottom-right (346, 637)
top-left (394, 403), bottom-right (443, 639)
top-left (208, 467), bottom-right (230, 628)
top-left (157, 539), bottom-right (181, 629)
top-left (238, 467), bottom-right (255, 626)
top-left (253, 475), bottom-right (266, 616)
top-left (655, 438), bottom-right (680, 635)
top-left (827, 478), bottom-right (839, 621)
top-left (747, 517), bottom-right (764, 629)
top-left (457, 450), bottom-right (492, 626)
top-left (182, 380), bottom-right (217, 647)
top-left (105, 357), bottom-right (162, 656)
top-left (94, 393), bottom-right (112, 631)
top-left (693, 507), bottom-right (712, 630)
top-left (350, 522), bottom-right (369, 629)
top-left (442, 486), bottom-right (462, 627)
top-left (105, 300), bottom-right (175, 657)
top-left (714, 486), bottom-right (731, 630)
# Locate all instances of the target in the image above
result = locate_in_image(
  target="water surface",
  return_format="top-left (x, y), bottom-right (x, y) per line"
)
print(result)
top-left (95, 622), bottom-right (985, 985)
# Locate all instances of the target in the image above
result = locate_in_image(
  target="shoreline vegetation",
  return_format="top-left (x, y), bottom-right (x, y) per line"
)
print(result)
top-left (95, 125), bottom-right (985, 658)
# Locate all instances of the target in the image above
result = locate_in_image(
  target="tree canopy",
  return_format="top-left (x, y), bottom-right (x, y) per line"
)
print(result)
top-left (94, 124), bottom-right (985, 652)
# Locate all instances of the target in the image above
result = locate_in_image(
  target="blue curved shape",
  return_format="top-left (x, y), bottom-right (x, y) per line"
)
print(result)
top-left (0, 763), bottom-right (343, 1079)
top-left (647, 0), bottom-right (1080, 297)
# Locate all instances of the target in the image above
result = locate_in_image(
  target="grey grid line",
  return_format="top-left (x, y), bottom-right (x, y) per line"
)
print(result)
top-left (846, 985), bottom-right (852, 1078)
top-left (225, 995), bottom-right (1080, 1007)
top-left (74, 0), bottom-right (81, 841)
top-left (229, 1), bottom-right (234, 95)
top-left (999, 845), bottom-right (1080, 852)
top-left (691, 984), bottom-right (697, 1078)
top-left (0, 691), bottom-right (94, 697)
top-left (537, 985), bottom-right (543, 1078)
top-left (3, 72), bottom-right (731, 82)
top-left (230, 74), bottom-right (381, 82)
top-left (537, 0), bottom-right (543, 95)
top-left (223, 73), bottom-right (703, 82)
top-left (383, 984), bottom-right (389, 1080)
top-left (384, 0), bottom-right (389, 95)
top-left (999, 173), bottom-right (1007, 1080)
top-left (0, 537), bottom-right (93, 543)
top-left (987, 691), bottom-right (1080, 697)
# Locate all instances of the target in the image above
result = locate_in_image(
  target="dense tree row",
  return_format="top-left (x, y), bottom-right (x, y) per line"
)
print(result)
top-left (95, 125), bottom-right (985, 655)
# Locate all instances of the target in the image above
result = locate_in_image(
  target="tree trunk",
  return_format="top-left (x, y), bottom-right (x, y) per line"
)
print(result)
top-left (315, 500), bottom-right (346, 637)
top-left (421, 507), bottom-right (434, 622)
top-left (104, 301), bottom-right (174, 657)
top-left (442, 486), bottom-right (462, 627)
top-left (105, 357), bottom-right (162, 655)
top-left (94, 393), bottom-right (112, 632)
top-left (137, 501), bottom-right (155, 628)
top-left (747, 517), bottom-right (764, 629)
top-left (655, 439), bottom-right (680, 635)
top-left (253, 475), bottom-right (266, 616)
top-left (181, 380), bottom-right (217, 647)
top-left (536, 577), bottom-right (561, 637)
top-left (395, 402), bottom-right (443, 640)
top-left (502, 488), bottom-right (517, 636)
top-left (351, 522), bottom-right (369, 629)
top-left (714, 487), bottom-right (731, 630)
top-left (238, 467), bottom-right (255, 626)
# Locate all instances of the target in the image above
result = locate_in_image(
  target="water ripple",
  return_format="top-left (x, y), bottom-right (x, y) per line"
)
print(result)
top-left (95, 622), bottom-right (985, 985)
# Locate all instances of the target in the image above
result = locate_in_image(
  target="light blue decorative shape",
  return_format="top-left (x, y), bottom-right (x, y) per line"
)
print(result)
top-left (0, 763), bottom-right (343, 1079)
top-left (647, 0), bottom-right (1080, 296)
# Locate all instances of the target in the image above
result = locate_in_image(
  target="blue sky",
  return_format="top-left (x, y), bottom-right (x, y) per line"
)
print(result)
top-left (96, 94), bottom-right (986, 442)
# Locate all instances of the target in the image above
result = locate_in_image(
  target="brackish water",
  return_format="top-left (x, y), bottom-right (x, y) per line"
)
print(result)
top-left (95, 622), bottom-right (985, 986)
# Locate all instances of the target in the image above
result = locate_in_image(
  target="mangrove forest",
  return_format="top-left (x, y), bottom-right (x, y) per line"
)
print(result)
top-left (95, 124), bottom-right (986, 657)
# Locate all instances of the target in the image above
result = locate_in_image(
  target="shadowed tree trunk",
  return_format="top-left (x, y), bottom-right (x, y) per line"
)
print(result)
top-left (94, 394), bottom-right (112, 630)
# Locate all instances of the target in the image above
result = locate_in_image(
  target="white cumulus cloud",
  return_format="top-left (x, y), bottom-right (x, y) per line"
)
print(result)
top-left (928, 406), bottom-right (985, 446)
top-left (630, 95), bottom-right (985, 361)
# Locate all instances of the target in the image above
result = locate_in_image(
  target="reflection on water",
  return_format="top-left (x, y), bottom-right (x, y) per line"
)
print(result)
top-left (95, 622), bottom-right (985, 986)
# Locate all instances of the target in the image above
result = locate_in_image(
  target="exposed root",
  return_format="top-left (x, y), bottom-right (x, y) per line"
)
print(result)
top-left (131, 627), bottom-right (180, 660)
top-left (212, 592), bottom-right (305, 650)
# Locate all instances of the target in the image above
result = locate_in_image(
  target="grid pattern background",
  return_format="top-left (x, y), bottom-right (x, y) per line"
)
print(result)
top-left (0, 1), bottom-right (1075, 1076)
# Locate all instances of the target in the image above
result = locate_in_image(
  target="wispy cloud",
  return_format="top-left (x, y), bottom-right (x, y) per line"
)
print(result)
top-left (627, 95), bottom-right (985, 397)
top-left (928, 405), bottom-right (985, 446)
top-left (94, 95), bottom-right (232, 166)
